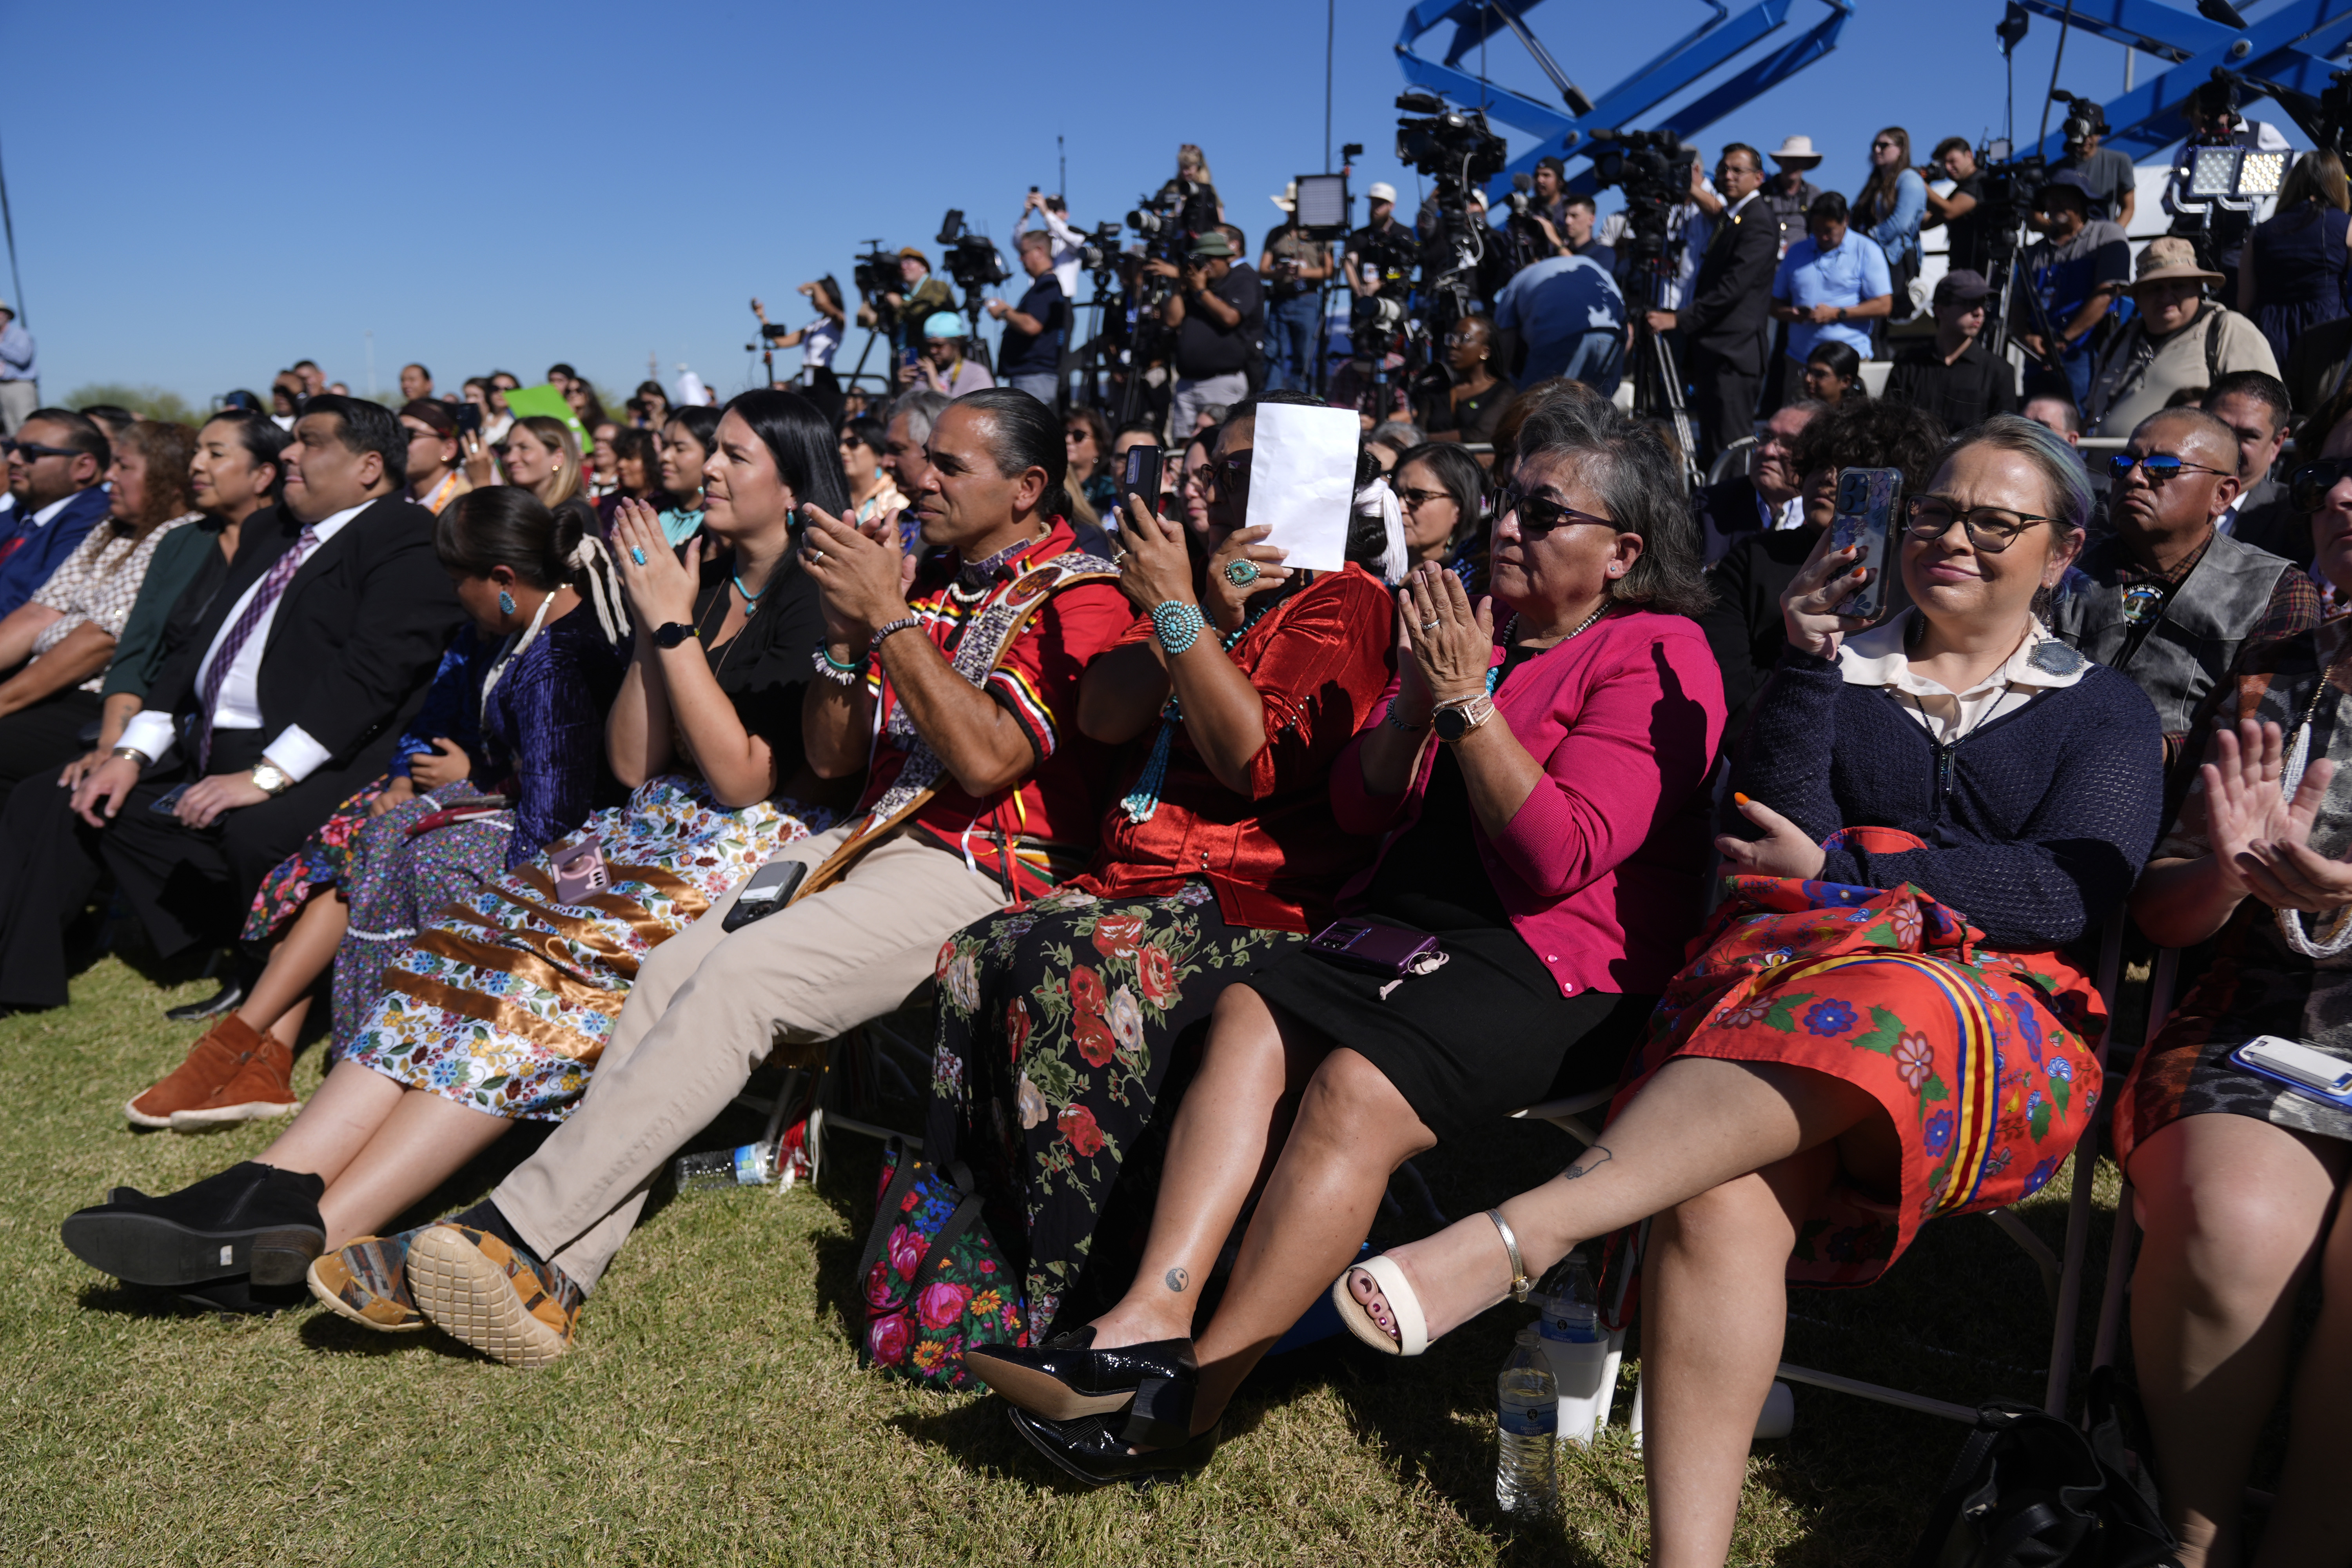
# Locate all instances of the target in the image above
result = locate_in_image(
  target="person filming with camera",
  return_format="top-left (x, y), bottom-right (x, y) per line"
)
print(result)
top-left (986, 231), bottom-right (1069, 409)
top-left (899, 312), bottom-right (994, 399)
top-left (1346, 183), bottom-right (1414, 301)
top-left (1154, 230), bottom-right (1263, 439)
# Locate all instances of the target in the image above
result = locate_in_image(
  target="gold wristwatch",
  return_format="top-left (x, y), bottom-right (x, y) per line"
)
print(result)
top-left (249, 760), bottom-right (293, 797)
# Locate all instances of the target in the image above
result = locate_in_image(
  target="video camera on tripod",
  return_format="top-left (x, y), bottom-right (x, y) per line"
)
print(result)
top-left (1589, 127), bottom-right (1700, 269)
top-left (1392, 89), bottom-right (1507, 347)
top-left (935, 210), bottom-right (1010, 292)
top-left (851, 241), bottom-right (904, 328)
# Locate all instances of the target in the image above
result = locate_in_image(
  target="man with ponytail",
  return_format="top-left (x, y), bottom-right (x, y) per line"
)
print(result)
top-left (310, 387), bottom-right (1134, 1368)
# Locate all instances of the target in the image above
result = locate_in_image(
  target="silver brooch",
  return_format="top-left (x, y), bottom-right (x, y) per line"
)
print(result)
top-left (2027, 640), bottom-right (2087, 676)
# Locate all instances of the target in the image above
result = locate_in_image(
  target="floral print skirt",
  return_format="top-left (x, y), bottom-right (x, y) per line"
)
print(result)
top-left (922, 879), bottom-right (1305, 1336)
top-left (1610, 858), bottom-right (2104, 1289)
top-left (340, 776), bottom-right (823, 1122)
top-left (240, 776), bottom-right (395, 941)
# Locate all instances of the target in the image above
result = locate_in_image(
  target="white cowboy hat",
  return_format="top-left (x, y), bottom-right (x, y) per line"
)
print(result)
top-left (1769, 134), bottom-right (1823, 168)
top-left (1270, 180), bottom-right (1297, 213)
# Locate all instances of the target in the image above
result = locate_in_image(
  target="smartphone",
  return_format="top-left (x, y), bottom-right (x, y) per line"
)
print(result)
top-left (552, 836), bottom-right (610, 904)
top-left (451, 402), bottom-right (483, 436)
top-left (149, 782), bottom-right (191, 815)
top-left (1120, 443), bottom-right (1164, 521)
top-left (2232, 1035), bottom-right (2352, 1108)
top-left (721, 857), bottom-right (809, 933)
top-left (1830, 467), bottom-right (1904, 623)
top-left (1305, 918), bottom-right (1445, 978)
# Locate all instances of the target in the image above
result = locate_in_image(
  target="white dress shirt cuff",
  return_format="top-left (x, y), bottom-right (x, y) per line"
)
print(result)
top-left (117, 711), bottom-right (178, 767)
top-left (262, 724), bottom-right (332, 783)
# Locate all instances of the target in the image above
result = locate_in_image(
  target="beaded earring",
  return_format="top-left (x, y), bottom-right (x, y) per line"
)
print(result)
top-left (498, 589), bottom-right (515, 614)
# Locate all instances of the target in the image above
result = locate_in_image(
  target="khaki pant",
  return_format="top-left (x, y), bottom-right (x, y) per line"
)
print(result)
top-left (491, 824), bottom-right (1009, 1290)
top-left (0, 381), bottom-right (37, 436)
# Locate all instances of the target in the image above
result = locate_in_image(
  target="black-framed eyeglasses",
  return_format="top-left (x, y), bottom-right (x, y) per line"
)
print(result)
top-left (1904, 495), bottom-right (2057, 554)
top-left (1394, 485), bottom-right (1452, 510)
top-left (0, 439), bottom-right (74, 461)
top-left (2291, 458), bottom-right (2352, 513)
top-left (1500, 484), bottom-right (1613, 536)
top-left (2107, 452), bottom-right (2233, 484)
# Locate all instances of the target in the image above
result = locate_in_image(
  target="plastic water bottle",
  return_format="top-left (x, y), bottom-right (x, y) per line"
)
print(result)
top-left (1536, 1254), bottom-right (1611, 1446)
top-left (675, 1141), bottom-right (774, 1191)
top-left (1496, 1325), bottom-right (1560, 1519)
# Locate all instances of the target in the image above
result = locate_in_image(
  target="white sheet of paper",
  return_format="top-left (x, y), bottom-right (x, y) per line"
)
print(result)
top-left (1243, 403), bottom-right (1359, 573)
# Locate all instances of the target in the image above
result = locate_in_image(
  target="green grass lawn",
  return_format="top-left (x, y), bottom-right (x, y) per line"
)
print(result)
top-left (2, 952), bottom-right (2138, 1566)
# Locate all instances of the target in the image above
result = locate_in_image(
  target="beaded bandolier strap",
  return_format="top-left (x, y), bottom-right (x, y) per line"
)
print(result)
top-left (791, 547), bottom-right (1119, 901)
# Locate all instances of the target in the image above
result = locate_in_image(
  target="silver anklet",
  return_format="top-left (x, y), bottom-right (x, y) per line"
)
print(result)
top-left (1485, 1209), bottom-right (1532, 1303)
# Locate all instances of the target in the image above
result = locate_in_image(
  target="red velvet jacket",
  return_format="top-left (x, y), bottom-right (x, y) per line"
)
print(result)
top-left (1332, 607), bottom-right (1726, 996)
top-left (1079, 565), bottom-right (1396, 933)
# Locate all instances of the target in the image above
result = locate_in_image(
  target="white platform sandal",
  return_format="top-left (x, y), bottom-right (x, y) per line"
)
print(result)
top-left (1331, 1208), bottom-right (1533, 1357)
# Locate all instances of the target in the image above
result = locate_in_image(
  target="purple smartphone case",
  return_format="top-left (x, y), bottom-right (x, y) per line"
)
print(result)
top-left (1306, 919), bottom-right (1443, 978)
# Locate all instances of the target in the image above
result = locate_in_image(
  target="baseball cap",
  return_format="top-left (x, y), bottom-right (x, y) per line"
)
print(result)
top-left (1933, 269), bottom-right (1991, 308)
top-left (922, 311), bottom-right (964, 341)
top-left (1367, 181), bottom-right (1398, 204)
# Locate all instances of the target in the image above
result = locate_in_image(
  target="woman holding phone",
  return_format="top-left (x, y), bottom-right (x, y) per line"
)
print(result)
top-left (913, 393), bottom-right (1397, 1356)
top-left (61, 391), bottom-right (846, 1323)
top-left (1326, 415), bottom-right (2162, 1564)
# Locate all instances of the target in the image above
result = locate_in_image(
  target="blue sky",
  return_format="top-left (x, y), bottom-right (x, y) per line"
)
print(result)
top-left (0, 0), bottom-right (2306, 408)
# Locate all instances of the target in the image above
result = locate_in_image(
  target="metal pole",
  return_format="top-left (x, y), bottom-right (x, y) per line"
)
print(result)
top-left (365, 329), bottom-right (376, 399)
top-left (0, 131), bottom-right (25, 322)
top-left (1325, 0), bottom-right (1334, 171)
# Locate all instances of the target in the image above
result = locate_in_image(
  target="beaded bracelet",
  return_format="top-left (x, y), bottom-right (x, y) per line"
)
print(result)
top-left (1383, 705), bottom-right (1427, 733)
top-left (1150, 600), bottom-right (1207, 656)
top-left (869, 615), bottom-right (923, 653)
top-left (811, 641), bottom-right (869, 686)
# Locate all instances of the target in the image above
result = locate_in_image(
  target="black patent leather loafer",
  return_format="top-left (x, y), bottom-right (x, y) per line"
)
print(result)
top-left (966, 1327), bottom-right (1200, 1446)
top-left (1005, 1405), bottom-right (1222, 1490)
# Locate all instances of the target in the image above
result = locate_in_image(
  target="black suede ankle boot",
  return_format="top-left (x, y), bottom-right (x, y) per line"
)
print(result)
top-left (61, 1162), bottom-right (327, 1288)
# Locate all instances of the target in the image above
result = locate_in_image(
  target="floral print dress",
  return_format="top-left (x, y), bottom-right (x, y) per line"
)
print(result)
top-left (926, 882), bottom-right (1304, 1335)
top-left (1608, 846), bottom-right (2105, 1287)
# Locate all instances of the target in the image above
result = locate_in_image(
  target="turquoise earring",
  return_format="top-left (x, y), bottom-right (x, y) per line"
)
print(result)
top-left (498, 589), bottom-right (515, 615)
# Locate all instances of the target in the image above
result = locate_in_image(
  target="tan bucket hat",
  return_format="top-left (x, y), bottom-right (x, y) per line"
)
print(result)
top-left (2129, 235), bottom-right (2224, 293)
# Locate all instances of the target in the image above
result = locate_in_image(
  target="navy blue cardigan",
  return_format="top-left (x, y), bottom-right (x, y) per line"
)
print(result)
top-left (1736, 648), bottom-right (2166, 949)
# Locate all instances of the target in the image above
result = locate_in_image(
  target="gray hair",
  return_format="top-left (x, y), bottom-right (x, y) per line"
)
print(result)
top-left (886, 387), bottom-right (953, 449)
top-left (1936, 412), bottom-right (2092, 542)
top-left (1514, 398), bottom-right (1712, 617)
top-left (1016, 229), bottom-right (1054, 255)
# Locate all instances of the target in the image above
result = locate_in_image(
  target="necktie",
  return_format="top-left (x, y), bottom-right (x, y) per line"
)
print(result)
top-left (194, 524), bottom-right (318, 770)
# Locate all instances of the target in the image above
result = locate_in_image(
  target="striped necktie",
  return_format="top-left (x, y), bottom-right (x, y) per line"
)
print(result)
top-left (194, 524), bottom-right (318, 770)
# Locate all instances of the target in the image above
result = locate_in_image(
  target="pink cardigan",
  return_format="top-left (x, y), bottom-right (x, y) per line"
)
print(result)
top-left (1331, 608), bottom-right (1726, 998)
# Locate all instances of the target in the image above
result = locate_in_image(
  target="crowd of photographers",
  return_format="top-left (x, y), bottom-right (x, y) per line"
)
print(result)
top-left (10, 100), bottom-right (2352, 1562)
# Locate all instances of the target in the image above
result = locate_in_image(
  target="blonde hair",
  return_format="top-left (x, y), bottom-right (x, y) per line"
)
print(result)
top-left (2280, 149), bottom-right (2351, 214)
top-left (514, 415), bottom-right (583, 509)
top-left (1176, 143), bottom-right (1213, 184)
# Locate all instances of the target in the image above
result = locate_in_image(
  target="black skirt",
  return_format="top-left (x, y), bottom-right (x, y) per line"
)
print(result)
top-left (1243, 909), bottom-right (1654, 1147)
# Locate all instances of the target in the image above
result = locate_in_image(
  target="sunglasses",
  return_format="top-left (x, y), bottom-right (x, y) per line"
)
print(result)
top-left (1904, 495), bottom-right (2056, 554)
top-left (1, 439), bottom-right (75, 461)
top-left (2291, 457), bottom-right (2352, 512)
top-left (1500, 484), bottom-right (1613, 535)
top-left (2107, 452), bottom-right (2232, 484)
top-left (1200, 454), bottom-right (1252, 493)
top-left (1394, 485), bottom-right (1453, 510)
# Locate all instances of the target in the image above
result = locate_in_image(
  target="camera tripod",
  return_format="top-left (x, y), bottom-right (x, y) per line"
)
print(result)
top-left (1626, 256), bottom-right (1700, 491)
top-left (1980, 213), bottom-right (2071, 399)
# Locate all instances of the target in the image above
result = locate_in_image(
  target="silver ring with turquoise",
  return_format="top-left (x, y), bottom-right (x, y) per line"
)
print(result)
top-left (1222, 557), bottom-right (1260, 587)
top-left (630, 546), bottom-right (647, 566)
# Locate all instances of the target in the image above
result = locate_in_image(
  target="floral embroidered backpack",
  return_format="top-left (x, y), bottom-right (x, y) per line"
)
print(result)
top-left (856, 1135), bottom-right (1027, 1390)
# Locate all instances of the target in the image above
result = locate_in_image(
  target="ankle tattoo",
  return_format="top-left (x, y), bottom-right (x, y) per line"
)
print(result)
top-left (1164, 1267), bottom-right (1189, 1294)
top-left (1562, 1144), bottom-right (1613, 1180)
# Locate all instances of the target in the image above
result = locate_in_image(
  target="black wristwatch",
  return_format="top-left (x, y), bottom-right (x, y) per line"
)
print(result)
top-left (653, 622), bottom-right (696, 649)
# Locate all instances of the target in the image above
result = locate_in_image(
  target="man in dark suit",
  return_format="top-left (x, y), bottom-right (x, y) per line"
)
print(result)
top-left (1692, 399), bottom-right (1823, 563)
top-left (1646, 143), bottom-right (1778, 468)
top-left (0, 397), bottom-right (461, 1043)
top-left (0, 407), bottom-right (113, 619)
top-left (2203, 372), bottom-right (2308, 568)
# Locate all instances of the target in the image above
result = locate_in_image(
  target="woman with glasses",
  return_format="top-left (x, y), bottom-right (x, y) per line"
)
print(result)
top-left (2111, 387), bottom-right (2352, 1568)
top-left (971, 397), bottom-right (1724, 1486)
top-left (1857, 128), bottom-right (1927, 327)
top-left (913, 392), bottom-right (1399, 1377)
top-left (1328, 414), bottom-right (2162, 1564)
top-left (1390, 441), bottom-right (1488, 583)
top-left (1418, 314), bottom-right (1517, 448)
